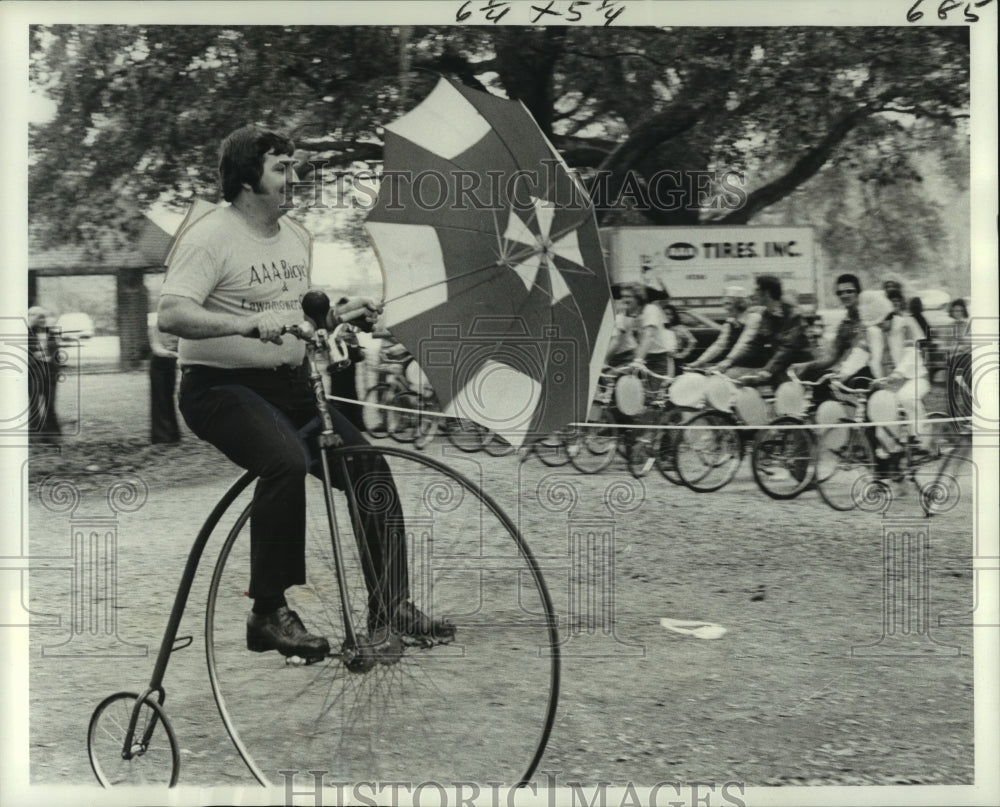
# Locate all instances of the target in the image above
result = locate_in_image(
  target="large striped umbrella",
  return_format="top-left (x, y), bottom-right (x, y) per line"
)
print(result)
top-left (365, 77), bottom-right (614, 448)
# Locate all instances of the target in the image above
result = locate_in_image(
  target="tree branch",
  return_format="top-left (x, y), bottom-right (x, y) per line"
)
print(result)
top-left (591, 104), bottom-right (701, 221)
top-left (561, 48), bottom-right (673, 69)
top-left (295, 138), bottom-right (385, 163)
top-left (877, 105), bottom-right (970, 121)
top-left (716, 104), bottom-right (873, 224)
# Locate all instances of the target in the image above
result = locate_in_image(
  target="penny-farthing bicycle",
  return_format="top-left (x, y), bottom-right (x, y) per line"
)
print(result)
top-left (87, 293), bottom-right (560, 788)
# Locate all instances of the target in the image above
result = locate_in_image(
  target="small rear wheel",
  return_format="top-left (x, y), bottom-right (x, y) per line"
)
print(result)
top-left (751, 416), bottom-right (816, 500)
top-left (88, 691), bottom-right (179, 787)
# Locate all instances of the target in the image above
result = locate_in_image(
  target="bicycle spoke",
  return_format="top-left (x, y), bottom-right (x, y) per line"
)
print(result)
top-left (205, 446), bottom-right (559, 787)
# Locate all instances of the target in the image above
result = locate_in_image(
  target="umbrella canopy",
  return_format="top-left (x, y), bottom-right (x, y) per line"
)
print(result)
top-left (365, 77), bottom-right (614, 447)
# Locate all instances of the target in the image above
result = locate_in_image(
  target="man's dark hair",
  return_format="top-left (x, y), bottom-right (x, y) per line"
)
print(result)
top-left (219, 126), bottom-right (295, 203)
top-left (624, 283), bottom-right (647, 305)
top-left (835, 273), bottom-right (861, 293)
top-left (755, 274), bottom-right (782, 302)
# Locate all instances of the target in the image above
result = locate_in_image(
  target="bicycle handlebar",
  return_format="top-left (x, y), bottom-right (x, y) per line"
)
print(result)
top-left (830, 376), bottom-right (872, 392)
top-left (786, 370), bottom-right (837, 388)
top-left (601, 364), bottom-right (673, 383)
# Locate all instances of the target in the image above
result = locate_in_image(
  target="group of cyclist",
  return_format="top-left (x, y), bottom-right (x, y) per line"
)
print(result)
top-left (605, 270), bottom-right (948, 460)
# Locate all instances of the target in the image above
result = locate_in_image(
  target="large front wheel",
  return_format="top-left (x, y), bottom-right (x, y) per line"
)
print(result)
top-left (205, 446), bottom-right (560, 787)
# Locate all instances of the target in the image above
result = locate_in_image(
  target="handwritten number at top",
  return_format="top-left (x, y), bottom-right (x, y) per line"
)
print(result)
top-left (907, 0), bottom-right (994, 23)
top-left (457, 0), bottom-right (625, 26)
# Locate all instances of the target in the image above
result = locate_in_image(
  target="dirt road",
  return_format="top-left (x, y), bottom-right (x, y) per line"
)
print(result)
top-left (22, 370), bottom-right (976, 790)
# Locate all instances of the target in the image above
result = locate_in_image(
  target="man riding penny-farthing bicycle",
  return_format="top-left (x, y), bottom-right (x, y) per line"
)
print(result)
top-left (158, 125), bottom-right (455, 663)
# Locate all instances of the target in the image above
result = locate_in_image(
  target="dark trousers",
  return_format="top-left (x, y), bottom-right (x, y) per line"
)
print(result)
top-left (150, 355), bottom-right (180, 444)
top-left (28, 358), bottom-right (61, 437)
top-left (178, 364), bottom-right (409, 620)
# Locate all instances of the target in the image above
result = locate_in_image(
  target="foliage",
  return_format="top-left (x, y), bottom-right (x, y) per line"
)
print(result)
top-left (29, 25), bottom-right (969, 287)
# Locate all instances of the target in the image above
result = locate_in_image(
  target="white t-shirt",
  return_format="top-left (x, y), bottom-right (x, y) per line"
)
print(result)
top-left (163, 206), bottom-right (312, 369)
top-left (608, 312), bottom-right (638, 355)
top-left (639, 303), bottom-right (677, 355)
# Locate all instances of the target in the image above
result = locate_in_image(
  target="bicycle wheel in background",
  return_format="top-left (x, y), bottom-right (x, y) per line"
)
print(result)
top-left (627, 420), bottom-right (658, 479)
top-left (443, 417), bottom-right (490, 452)
top-left (387, 391), bottom-right (419, 442)
top-left (567, 405), bottom-right (618, 474)
top-left (413, 395), bottom-right (441, 450)
top-left (751, 416), bottom-right (816, 500)
top-left (814, 422), bottom-right (875, 511)
top-left (361, 383), bottom-right (393, 439)
top-left (206, 446), bottom-right (559, 788)
top-left (483, 432), bottom-right (516, 457)
top-left (674, 409), bottom-right (743, 492)
top-left (526, 428), bottom-right (574, 466)
top-left (915, 411), bottom-right (971, 515)
top-left (655, 407), bottom-right (689, 486)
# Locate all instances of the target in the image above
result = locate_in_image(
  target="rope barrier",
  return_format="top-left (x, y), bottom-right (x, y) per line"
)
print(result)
top-left (329, 393), bottom-right (971, 433)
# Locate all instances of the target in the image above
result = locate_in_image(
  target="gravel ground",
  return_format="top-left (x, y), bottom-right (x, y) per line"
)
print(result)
top-left (21, 368), bottom-right (979, 796)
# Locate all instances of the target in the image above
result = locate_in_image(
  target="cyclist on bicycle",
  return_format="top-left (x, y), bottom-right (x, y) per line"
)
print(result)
top-left (789, 273), bottom-right (871, 399)
top-left (627, 283), bottom-right (676, 381)
top-left (686, 285), bottom-right (761, 371)
top-left (715, 275), bottom-right (812, 387)
top-left (837, 290), bottom-right (932, 458)
top-left (158, 125), bottom-right (453, 663)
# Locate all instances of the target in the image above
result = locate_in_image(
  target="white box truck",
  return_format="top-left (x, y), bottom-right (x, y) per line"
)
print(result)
top-left (600, 225), bottom-right (818, 311)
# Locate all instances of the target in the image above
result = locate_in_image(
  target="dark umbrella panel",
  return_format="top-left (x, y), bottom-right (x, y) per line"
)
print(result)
top-left (365, 77), bottom-right (614, 447)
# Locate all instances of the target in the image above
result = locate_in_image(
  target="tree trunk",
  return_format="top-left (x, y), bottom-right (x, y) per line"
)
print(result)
top-left (116, 268), bottom-right (149, 370)
top-left (493, 29), bottom-right (566, 139)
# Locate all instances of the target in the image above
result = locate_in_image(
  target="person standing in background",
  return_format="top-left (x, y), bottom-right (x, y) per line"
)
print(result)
top-left (148, 311), bottom-right (181, 444)
top-left (27, 306), bottom-right (62, 441)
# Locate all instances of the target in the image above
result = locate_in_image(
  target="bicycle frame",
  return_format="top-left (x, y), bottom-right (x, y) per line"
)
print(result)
top-left (115, 320), bottom-right (362, 761)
